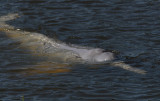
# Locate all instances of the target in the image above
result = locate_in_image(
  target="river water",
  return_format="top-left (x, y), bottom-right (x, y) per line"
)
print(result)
top-left (0, 0), bottom-right (160, 101)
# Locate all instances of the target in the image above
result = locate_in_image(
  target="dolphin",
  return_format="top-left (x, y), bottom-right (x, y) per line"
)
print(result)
top-left (0, 13), bottom-right (114, 64)
top-left (0, 13), bottom-right (146, 74)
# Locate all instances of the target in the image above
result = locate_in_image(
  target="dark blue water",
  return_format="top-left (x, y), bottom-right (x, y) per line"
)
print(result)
top-left (0, 0), bottom-right (160, 101)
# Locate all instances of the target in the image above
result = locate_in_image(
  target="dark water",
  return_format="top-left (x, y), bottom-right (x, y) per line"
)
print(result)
top-left (1, 0), bottom-right (160, 101)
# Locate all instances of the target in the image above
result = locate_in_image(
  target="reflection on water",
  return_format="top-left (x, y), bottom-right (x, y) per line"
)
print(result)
top-left (18, 62), bottom-right (71, 76)
top-left (0, 0), bottom-right (160, 101)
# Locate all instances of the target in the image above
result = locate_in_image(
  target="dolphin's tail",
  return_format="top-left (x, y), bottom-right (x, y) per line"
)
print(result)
top-left (0, 13), bottom-right (19, 22)
top-left (0, 13), bottom-right (19, 30)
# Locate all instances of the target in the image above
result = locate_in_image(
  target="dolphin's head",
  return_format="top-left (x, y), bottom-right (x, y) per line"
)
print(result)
top-left (93, 52), bottom-right (114, 62)
top-left (81, 48), bottom-right (114, 63)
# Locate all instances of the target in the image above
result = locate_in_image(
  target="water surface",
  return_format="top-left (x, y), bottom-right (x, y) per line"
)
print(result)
top-left (0, 0), bottom-right (160, 101)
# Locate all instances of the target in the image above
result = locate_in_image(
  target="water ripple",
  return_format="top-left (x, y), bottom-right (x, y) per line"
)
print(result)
top-left (0, 0), bottom-right (160, 101)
